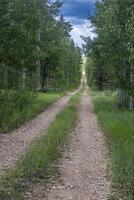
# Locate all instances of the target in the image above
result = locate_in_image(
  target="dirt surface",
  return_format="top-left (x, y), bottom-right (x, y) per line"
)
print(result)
top-left (25, 86), bottom-right (109, 200)
top-left (0, 91), bottom-right (78, 173)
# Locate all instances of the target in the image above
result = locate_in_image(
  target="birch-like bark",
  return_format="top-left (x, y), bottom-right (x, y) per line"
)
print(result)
top-left (36, 28), bottom-right (41, 91)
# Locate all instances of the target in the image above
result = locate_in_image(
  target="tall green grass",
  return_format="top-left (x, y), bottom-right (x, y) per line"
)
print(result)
top-left (90, 90), bottom-right (134, 200)
top-left (0, 92), bottom-right (81, 200)
top-left (0, 92), bottom-right (63, 133)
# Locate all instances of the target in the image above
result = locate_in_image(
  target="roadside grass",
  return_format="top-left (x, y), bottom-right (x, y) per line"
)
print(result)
top-left (0, 92), bottom-right (63, 133)
top-left (0, 92), bottom-right (81, 200)
top-left (90, 90), bottom-right (134, 200)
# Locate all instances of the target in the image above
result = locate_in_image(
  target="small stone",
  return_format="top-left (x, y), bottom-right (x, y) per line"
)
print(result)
top-left (69, 196), bottom-right (73, 200)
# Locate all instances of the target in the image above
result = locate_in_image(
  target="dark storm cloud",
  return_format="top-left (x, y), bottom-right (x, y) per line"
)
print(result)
top-left (60, 0), bottom-right (95, 47)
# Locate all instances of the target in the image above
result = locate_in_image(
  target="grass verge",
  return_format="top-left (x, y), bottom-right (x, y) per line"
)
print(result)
top-left (0, 92), bottom-right (81, 200)
top-left (90, 90), bottom-right (134, 200)
top-left (0, 92), bottom-right (63, 133)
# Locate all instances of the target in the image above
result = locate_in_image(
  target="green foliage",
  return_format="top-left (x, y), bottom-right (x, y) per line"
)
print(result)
top-left (91, 90), bottom-right (134, 200)
top-left (0, 0), bottom-right (81, 132)
top-left (0, 92), bottom-right (62, 132)
top-left (85, 57), bottom-right (105, 90)
top-left (85, 0), bottom-right (134, 109)
top-left (0, 92), bottom-right (81, 200)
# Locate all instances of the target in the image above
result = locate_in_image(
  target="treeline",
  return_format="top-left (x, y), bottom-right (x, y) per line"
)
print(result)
top-left (0, 0), bottom-right (81, 131)
top-left (85, 0), bottom-right (134, 109)
top-left (0, 0), bottom-right (81, 92)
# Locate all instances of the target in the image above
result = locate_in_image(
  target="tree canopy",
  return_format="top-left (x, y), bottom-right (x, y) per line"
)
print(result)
top-left (0, 0), bottom-right (82, 131)
top-left (85, 0), bottom-right (134, 109)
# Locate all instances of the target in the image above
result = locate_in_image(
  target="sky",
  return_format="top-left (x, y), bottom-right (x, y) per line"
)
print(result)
top-left (61, 0), bottom-right (95, 48)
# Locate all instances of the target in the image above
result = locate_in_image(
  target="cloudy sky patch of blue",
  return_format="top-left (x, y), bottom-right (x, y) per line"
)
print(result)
top-left (61, 0), bottom-right (95, 47)
top-left (62, 0), bottom-right (94, 20)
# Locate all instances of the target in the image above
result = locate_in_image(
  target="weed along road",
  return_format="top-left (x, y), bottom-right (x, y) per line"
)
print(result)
top-left (0, 91), bottom-right (78, 173)
top-left (23, 85), bottom-right (109, 200)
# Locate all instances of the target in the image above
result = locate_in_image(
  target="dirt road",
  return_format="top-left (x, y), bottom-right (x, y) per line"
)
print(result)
top-left (0, 91), bottom-right (78, 172)
top-left (27, 87), bottom-right (109, 200)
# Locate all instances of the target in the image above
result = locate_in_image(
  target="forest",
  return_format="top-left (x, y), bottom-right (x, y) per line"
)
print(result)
top-left (85, 0), bottom-right (134, 110)
top-left (0, 0), bottom-right (81, 132)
